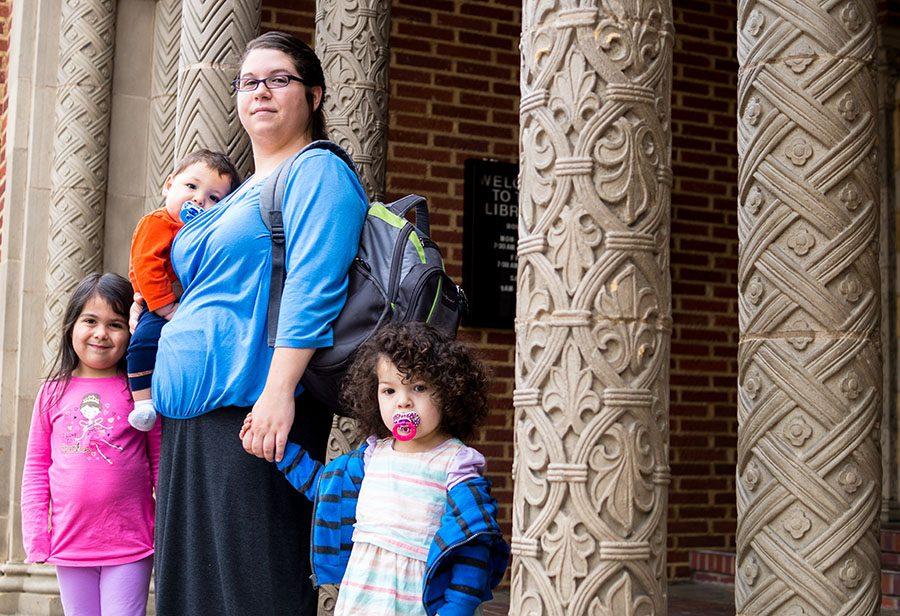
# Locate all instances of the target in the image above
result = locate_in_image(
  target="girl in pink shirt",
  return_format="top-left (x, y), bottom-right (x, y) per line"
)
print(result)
top-left (21, 273), bottom-right (161, 616)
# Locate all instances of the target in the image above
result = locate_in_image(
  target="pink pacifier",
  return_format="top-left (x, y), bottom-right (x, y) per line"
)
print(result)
top-left (392, 412), bottom-right (421, 442)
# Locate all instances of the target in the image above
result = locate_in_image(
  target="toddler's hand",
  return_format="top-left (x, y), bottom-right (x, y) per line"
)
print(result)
top-left (156, 302), bottom-right (178, 321)
top-left (129, 293), bottom-right (146, 333)
top-left (239, 412), bottom-right (253, 440)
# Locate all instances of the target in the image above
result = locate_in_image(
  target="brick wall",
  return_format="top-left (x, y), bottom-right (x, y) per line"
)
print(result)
top-left (668, 0), bottom-right (739, 579)
top-left (262, 0), bottom-right (742, 581)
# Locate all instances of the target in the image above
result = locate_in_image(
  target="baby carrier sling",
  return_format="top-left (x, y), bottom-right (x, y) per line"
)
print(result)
top-left (259, 140), bottom-right (467, 410)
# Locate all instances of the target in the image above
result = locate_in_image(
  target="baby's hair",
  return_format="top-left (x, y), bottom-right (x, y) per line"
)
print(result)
top-left (44, 273), bottom-right (133, 400)
top-left (340, 323), bottom-right (490, 442)
top-left (172, 149), bottom-right (242, 194)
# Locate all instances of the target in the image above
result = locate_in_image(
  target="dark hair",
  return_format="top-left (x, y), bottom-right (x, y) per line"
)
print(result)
top-left (241, 31), bottom-right (328, 142)
top-left (340, 323), bottom-right (490, 442)
top-left (45, 273), bottom-right (133, 399)
top-left (172, 149), bottom-right (242, 193)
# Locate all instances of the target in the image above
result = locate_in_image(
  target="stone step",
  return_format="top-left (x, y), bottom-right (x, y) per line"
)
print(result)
top-left (688, 550), bottom-right (735, 585)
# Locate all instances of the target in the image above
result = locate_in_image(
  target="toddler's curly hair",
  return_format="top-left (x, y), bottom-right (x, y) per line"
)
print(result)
top-left (340, 323), bottom-right (490, 442)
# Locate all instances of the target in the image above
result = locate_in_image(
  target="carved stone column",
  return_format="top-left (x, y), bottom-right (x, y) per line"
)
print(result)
top-left (876, 27), bottom-right (900, 521)
top-left (40, 0), bottom-right (117, 369)
top-left (315, 3), bottom-right (390, 613)
top-left (316, 0), bottom-right (390, 202)
top-left (512, 2), bottom-right (673, 614)
top-left (145, 0), bottom-right (181, 213)
top-left (736, 1), bottom-right (882, 614)
top-left (175, 0), bottom-right (260, 179)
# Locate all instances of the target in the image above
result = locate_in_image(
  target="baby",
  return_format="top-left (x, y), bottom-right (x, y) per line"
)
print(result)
top-left (127, 150), bottom-right (240, 431)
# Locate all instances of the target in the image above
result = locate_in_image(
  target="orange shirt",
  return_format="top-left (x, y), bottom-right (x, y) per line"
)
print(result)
top-left (128, 208), bottom-right (183, 312)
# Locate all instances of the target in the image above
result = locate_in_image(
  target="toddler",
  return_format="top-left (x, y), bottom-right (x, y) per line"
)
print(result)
top-left (127, 150), bottom-right (240, 430)
top-left (242, 323), bottom-right (509, 616)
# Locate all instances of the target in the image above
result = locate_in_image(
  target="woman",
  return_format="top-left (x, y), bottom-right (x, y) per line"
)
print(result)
top-left (150, 32), bottom-right (367, 615)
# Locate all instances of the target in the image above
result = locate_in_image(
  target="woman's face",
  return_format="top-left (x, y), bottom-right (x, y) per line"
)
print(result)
top-left (237, 48), bottom-right (321, 147)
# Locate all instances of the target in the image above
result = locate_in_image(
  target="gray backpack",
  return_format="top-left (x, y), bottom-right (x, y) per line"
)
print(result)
top-left (259, 141), bottom-right (467, 408)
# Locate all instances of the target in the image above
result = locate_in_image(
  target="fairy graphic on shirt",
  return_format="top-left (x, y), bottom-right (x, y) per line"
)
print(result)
top-left (73, 393), bottom-right (122, 464)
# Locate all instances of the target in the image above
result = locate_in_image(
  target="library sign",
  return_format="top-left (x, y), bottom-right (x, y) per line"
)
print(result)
top-left (463, 159), bottom-right (519, 329)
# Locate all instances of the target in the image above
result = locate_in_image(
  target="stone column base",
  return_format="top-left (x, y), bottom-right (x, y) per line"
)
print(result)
top-left (0, 592), bottom-right (63, 616)
top-left (0, 564), bottom-right (61, 616)
top-left (0, 563), bottom-right (155, 615)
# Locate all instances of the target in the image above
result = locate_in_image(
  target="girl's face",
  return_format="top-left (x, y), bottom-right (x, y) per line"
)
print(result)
top-left (71, 295), bottom-right (129, 378)
top-left (236, 48), bottom-right (321, 149)
top-left (376, 357), bottom-right (445, 452)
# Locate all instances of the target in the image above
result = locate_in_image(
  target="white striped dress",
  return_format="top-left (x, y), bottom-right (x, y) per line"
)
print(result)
top-left (334, 437), bottom-right (483, 616)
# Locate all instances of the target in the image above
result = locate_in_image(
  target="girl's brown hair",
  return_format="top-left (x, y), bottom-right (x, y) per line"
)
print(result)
top-left (340, 323), bottom-right (490, 442)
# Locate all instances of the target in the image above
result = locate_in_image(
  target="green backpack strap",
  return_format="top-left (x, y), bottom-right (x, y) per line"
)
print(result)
top-left (259, 140), bottom-right (358, 346)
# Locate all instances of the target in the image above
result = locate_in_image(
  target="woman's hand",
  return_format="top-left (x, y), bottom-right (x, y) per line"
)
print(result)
top-left (242, 347), bottom-right (315, 462)
top-left (243, 387), bottom-right (295, 462)
top-left (129, 293), bottom-right (146, 333)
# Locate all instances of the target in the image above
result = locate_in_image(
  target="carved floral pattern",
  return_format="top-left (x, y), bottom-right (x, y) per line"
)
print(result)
top-left (747, 275), bottom-right (765, 305)
top-left (839, 274), bottom-right (862, 303)
top-left (788, 318), bottom-right (813, 351)
top-left (787, 226), bottom-right (815, 256)
top-left (745, 96), bottom-right (762, 125)
top-left (744, 460), bottom-right (761, 491)
top-left (783, 507), bottom-right (812, 540)
top-left (840, 182), bottom-right (861, 210)
top-left (587, 572), bottom-right (654, 616)
top-left (745, 370), bottom-right (762, 400)
top-left (838, 92), bottom-right (860, 122)
top-left (784, 47), bottom-right (816, 73)
top-left (783, 415), bottom-right (813, 447)
top-left (595, 119), bottom-right (661, 225)
top-left (841, 2), bottom-right (862, 32)
top-left (543, 343), bottom-right (601, 437)
top-left (841, 372), bottom-right (861, 400)
top-left (594, 265), bottom-right (660, 379)
top-left (741, 554), bottom-right (760, 585)
top-left (543, 514), bottom-right (595, 604)
top-left (839, 462), bottom-right (863, 494)
top-left (745, 185), bottom-right (764, 214)
top-left (746, 10), bottom-right (765, 37)
top-left (786, 137), bottom-right (814, 166)
top-left (548, 207), bottom-right (603, 293)
top-left (549, 53), bottom-right (601, 137)
top-left (839, 558), bottom-right (862, 588)
top-left (594, 6), bottom-right (670, 74)
top-left (590, 420), bottom-right (656, 535)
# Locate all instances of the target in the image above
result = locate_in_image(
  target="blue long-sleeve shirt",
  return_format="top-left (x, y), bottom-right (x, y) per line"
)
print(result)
top-left (276, 440), bottom-right (509, 616)
top-left (152, 148), bottom-right (367, 417)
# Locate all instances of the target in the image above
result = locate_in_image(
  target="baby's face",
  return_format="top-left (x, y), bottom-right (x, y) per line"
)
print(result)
top-left (376, 357), bottom-right (444, 450)
top-left (163, 162), bottom-right (233, 220)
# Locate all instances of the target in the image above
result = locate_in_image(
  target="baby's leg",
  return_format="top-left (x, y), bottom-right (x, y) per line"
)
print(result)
top-left (98, 556), bottom-right (153, 616)
top-left (56, 564), bottom-right (102, 616)
top-left (126, 310), bottom-right (168, 431)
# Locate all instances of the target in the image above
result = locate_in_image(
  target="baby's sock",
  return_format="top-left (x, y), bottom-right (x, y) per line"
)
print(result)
top-left (128, 399), bottom-right (157, 432)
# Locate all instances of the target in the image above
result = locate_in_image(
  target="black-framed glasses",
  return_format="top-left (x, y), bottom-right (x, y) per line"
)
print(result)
top-left (232, 74), bottom-right (305, 92)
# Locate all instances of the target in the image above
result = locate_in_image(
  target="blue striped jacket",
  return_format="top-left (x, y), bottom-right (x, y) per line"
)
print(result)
top-left (277, 440), bottom-right (509, 616)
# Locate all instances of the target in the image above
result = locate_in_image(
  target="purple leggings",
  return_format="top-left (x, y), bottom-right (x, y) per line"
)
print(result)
top-left (55, 556), bottom-right (152, 616)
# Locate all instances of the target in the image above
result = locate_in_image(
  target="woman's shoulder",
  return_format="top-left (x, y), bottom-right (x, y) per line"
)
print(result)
top-left (292, 142), bottom-right (352, 169)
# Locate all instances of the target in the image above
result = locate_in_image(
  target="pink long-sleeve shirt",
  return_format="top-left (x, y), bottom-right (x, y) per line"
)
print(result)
top-left (20, 376), bottom-right (161, 566)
